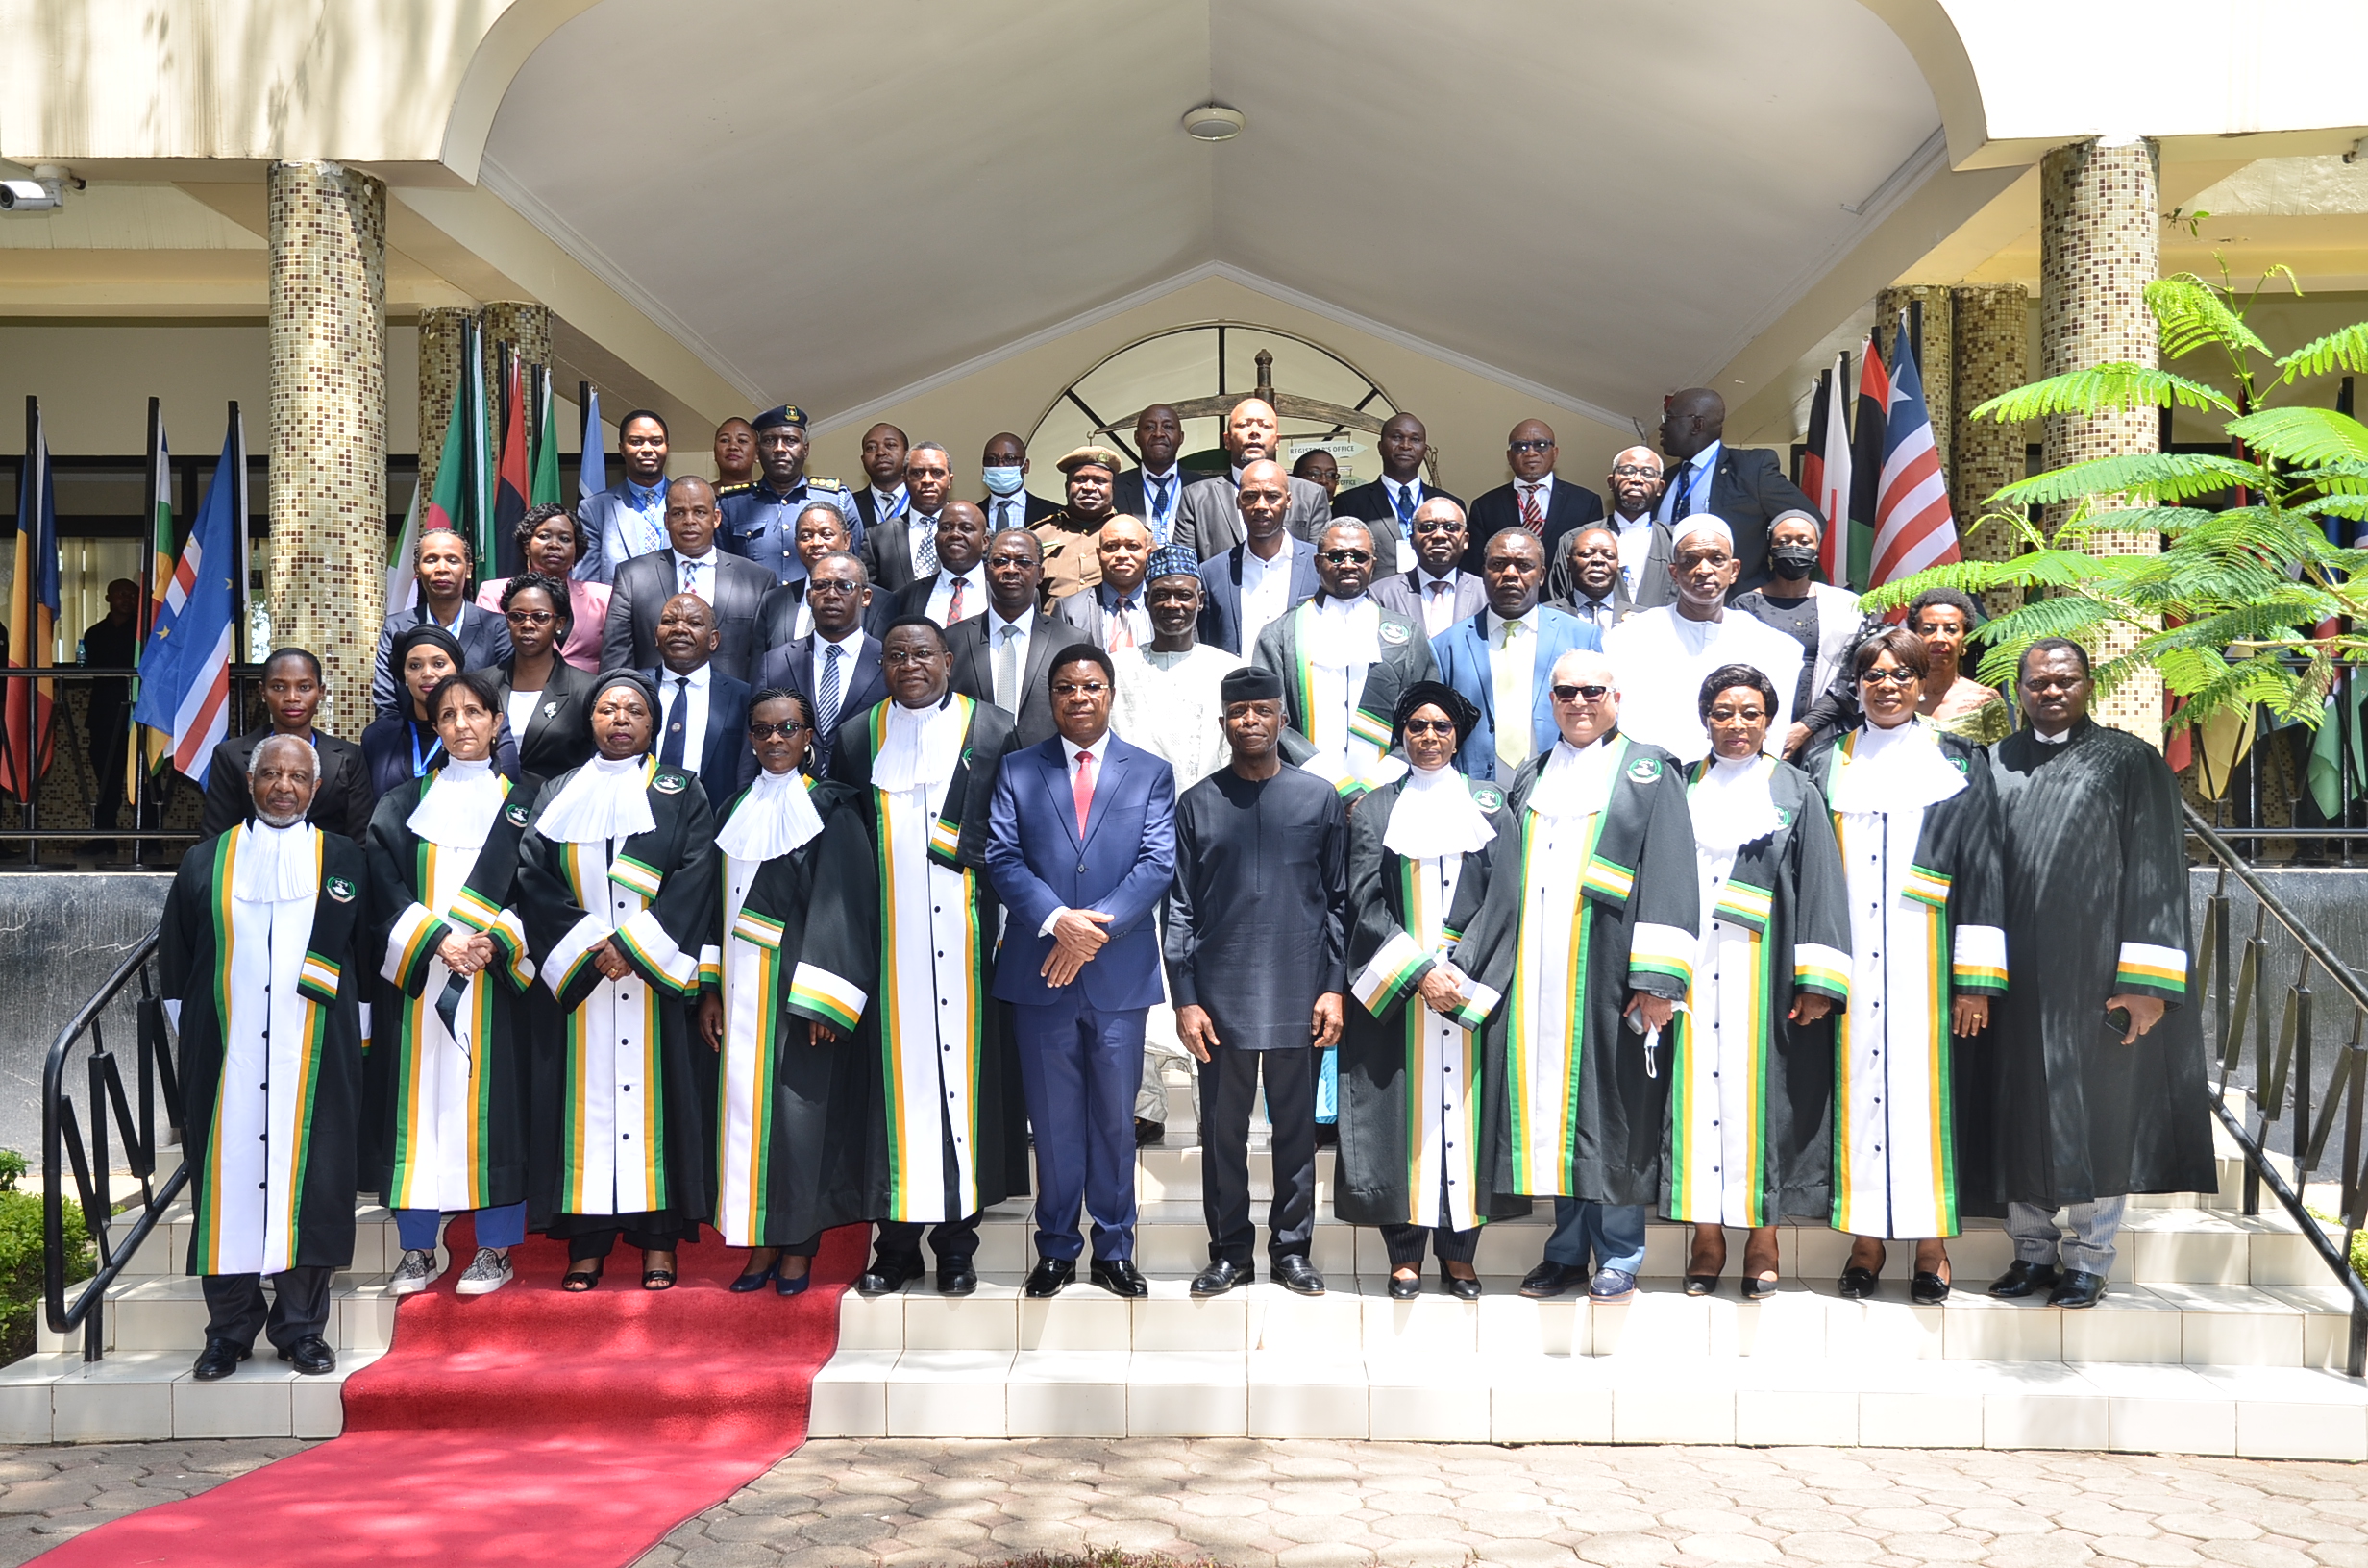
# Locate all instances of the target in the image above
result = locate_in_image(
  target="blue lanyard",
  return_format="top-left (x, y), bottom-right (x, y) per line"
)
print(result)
top-left (876, 489), bottom-right (909, 526)
top-left (408, 722), bottom-right (446, 779)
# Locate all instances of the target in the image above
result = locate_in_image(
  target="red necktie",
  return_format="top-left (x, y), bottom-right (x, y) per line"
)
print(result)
top-left (1073, 748), bottom-right (1096, 837)
top-left (1518, 485), bottom-right (1545, 535)
top-left (948, 576), bottom-right (966, 621)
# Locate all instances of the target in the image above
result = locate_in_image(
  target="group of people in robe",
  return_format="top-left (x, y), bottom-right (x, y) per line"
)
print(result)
top-left (154, 391), bottom-right (2216, 1384)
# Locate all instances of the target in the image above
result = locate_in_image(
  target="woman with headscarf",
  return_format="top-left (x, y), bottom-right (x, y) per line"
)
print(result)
top-left (364, 669), bottom-right (541, 1298)
top-left (1336, 681), bottom-right (1527, 1300)
top-left (361, 624), bottom-right (519, 800)
top-left (517, 669), bottom-right (720, 1289)
top-left (697, 686), bottom-right (866, 1294)
top-left (1664, 663), bottom-right (1851, 1300)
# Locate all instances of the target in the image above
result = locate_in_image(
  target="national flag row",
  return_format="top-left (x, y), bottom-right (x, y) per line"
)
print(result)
top-left (1798, 312), bottom-right (1961, 595)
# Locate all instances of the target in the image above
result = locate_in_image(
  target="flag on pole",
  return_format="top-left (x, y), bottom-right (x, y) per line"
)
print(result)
top-left (137, 400), bottom-right (175, 777)
top-left (530, 366), bottom-right (563, 508)
top-left (1869, 316), bottom-right (1961, 591)
top-left (133, 415), bottom-right (242, 786)
top-left (492, 346), bottom-right (530, 582)
top-left (385, 478), bottom-right (423, 618)
top-left (422, 318), bottom-right (492, 567)
top-left (578, 383), bottom-right (605, 503)
top-left (1813, 351), bottom-right (1854, 583)
top-left (1801, 370), bottom-right (1829, 532)
top-left (1846, 336), bottom-right (1890, 591)
top-left (2, 398), bottom-right (61, 800)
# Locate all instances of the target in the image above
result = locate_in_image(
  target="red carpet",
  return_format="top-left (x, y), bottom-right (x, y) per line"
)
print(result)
top-left (38, 1217), bottom-right (865, 1566)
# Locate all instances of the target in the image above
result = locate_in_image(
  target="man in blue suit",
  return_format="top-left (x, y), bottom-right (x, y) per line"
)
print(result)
top-left (1429, 528), bottom-right (1603, 780)
top-left (985, 645), bottom-right (1177, 1298)
top-left (641, 591), bottom-right (756, 813)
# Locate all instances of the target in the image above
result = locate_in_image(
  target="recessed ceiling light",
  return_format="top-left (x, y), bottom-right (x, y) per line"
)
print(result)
top-left (1182, 105), bottom-right (1245, 142)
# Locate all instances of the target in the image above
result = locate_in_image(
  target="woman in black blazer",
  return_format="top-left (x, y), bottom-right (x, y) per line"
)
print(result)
top-left (198, 648), bottom-right (376, 841)
top-left (489, 572), bottom-right (598, 778)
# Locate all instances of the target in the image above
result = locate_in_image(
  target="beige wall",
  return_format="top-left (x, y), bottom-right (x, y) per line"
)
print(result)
top-left (802, 276), bottom-right (1648, 507)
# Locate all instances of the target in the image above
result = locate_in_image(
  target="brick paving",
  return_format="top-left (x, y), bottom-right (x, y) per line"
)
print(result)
top-left (0, 1437), bottom-right (306, 1564)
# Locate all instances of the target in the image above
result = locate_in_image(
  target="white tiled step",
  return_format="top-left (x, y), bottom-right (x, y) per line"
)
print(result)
top-left (841, 1271), bottom-right (2363, 1368)
top-left (810, 1347), bottom-right (2368, 1458)
top-left (0, 1347), bottom-right (386, 1444)
top-left (41, 1271), bottom-right (406, 1358)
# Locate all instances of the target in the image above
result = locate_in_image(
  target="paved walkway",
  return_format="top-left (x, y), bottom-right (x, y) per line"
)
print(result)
top-left (0, 1437), bottom-right (2362, 1567)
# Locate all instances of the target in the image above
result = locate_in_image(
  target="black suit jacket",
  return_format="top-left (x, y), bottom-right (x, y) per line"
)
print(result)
top-left (753, 631), bottom-right (889, 774)
top-left (978, 492), bottom-right (1059, 535)
top-left (858, 511), bottom-right (938, 595)
top-left (1330, 478), bottom-right (1457, 576)
top-left (643, 664), bottom-right (758, 816)
top-left (371, 601), bottom-right (511, 717)
top-left (754, 581), bottom-right (892, 649)
top-left (1461, 478), bottom-right (1605, 576)
top-left (850, 486), bottom-right (906, 531)
top-left (600, 551), bottom-right (775, 683)
top-left (948, 611), bottom-right (1093, 749)
top-left (1684, 445), bottom-right (1817, 590)
top-left (1112, 467), bottom-right (1196, 536)
top-left (492, 655), bottom-right (599, 780)
top-left (199, 729), bottom-right (374, 842)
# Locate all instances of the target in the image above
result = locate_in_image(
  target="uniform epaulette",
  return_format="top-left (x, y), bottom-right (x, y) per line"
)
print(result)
top-left (808, 476), bottom-right (846, 492)
top-left (715, 480), bottom-right (756, 497)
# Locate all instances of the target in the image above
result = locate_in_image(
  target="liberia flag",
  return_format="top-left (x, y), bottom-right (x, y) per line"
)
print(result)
top-left (1870, 319), bottom-right (1960, 590)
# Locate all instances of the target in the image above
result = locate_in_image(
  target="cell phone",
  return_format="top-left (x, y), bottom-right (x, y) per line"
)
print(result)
top-left (2103, 1006), bottom-right (2132, 1038)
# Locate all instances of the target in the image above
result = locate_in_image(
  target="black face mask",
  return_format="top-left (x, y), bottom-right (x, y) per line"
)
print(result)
top-left (1768, 544), bottom-right (1821, 577)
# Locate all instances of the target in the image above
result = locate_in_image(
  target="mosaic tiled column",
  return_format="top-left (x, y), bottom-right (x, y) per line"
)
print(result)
top-left (268, 159), bottom-right (386, 743)
top-left (480, 302), bottom-right (551, 394)
top-left (1876, 284), bottom-right (1954, 476)
top-left (1952, 282), bottom-right (2032, 619)
top-left (415, 306), bottom-right (473, 498)
top-left (2041, 135), bottom-right (2163, 745)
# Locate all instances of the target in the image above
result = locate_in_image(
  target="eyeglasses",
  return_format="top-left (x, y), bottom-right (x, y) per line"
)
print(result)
top-left (1320, 549), bottom-right (1372, 565)
top-left (1050, 681), bottom-right (1110, 698)
top-left (1509, 439), bottom-right (1554, 454)
top-left (1860, 668), bottom-right (1920, 687)
top-left (805, 578), bottom-right (861, 595)
top-left (505, 609), bottom-right (556, 625)
top-left (1551, 683), bottom-right (1611, 703)
top-left (2023, 675), bottom-right (2085, 693)
top-left (1610, 464), bottom-right (1661, 478)
top-left (1400, 718), bottom-right (1458, 737)
top-left (881, 649), bottom-right (944, 667)
top-left (747, 719), bottom-right (809, 739)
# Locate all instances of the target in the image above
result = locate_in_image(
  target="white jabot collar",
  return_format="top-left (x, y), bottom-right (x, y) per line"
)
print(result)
top-left (1828, 721), bottom-right (1967, 815)
top-left (1384, 762), bottom-right (1496, 861)
top-left (873, 695), bottom-right (965, 792)
top-left (1525, 734), bottom-right (1620, 821)
top-left (537, 753), bottom-right (657, 845)
top-left (407, 756), bottom-right (506, 851)
top-left (233, 819), bottom-right (321, 904)
top-left (716, 768), bottom-right (826, 863)
top-left (2034, 724), bottom-right (2072, 746)
top-left (1689, 752), bottom-right (1784, 854)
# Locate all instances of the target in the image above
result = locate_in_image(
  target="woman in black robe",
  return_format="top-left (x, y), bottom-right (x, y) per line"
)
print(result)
top-left (516, 670), bottom-right (720, 1290)
top-left (1337, 682), bottom-right (1526, 1299)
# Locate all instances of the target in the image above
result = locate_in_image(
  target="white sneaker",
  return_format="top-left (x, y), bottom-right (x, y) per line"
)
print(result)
top-left (389, 1248), bottom-right (443, 1296)
top-left (455, 1247), bottom-right (513, 1296)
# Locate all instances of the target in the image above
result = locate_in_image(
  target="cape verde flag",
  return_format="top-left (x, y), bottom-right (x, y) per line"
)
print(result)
top-left (1869, 318), bottom-right (1961, 590)
top-left (134, 420), bottom-right (242, 785)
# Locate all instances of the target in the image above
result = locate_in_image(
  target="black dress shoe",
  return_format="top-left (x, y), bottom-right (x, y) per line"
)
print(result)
top-left (1314, 1123), bottom-right (1339, 1148)
top-left (1518, 1261), bottom-right (1588, 1299)
top-left (1134, 1118), bottom-right (1165, 1147)
top-left (1190, 1259), bottom-right (1253, 1297)
top-left (1741, 1275), bottom-right (1780, 1302)
top-left (1443, 1268), bottom-right (1482, 1302)
top-left (191, 1338), bottom-right (249, 1382)
top-left (1911, 1271), bottom-right (1952, 1305)
top-left (1683, 1273), bottom-right (1720, 1298)
top-left (1090, 1260), bottom-right (1147, 1298)
top-left (1273, 1255), bottom-right (1326, 1295)
top-left (1024, 1259), bottom-right (1075, 1298)
top-left (1989, 1260), bottom-right (2062, 1299)
top-left (1837, 1266), bottom-right (1880, 1300)
top-left (276, 1335), bottom-right (336, 1376)
top-left (1387, 1271), bottom-right (1421, 1301)
top-left (2048, 1269), bottom-right (2108, 1310)
top-left (853, 1255), bottom-right (922, 1297)
top-left (936, 1262), bottom-right (979, 1297)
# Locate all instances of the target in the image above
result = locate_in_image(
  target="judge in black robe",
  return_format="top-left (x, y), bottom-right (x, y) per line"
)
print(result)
top-left (1165, 665), bottom-right (1349, 1297)
top-left (1971, 640), bottom-right (2215, 1307)
top-left (160, 734), bottom-right (366, 1379)
top-left (1339, 682), bottom-right (1527, 1300)
top-left (516, 671), bottom-right (720, 1288)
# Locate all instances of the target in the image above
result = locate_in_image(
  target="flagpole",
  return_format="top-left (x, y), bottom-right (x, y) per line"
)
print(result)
top-left (230, 401), bottom-right (248, 667)
top-left (118, 398), bottom-right (164, 869)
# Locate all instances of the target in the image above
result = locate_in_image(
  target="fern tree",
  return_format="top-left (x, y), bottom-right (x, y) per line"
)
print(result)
top-left (1862, 269), bottom-right (2368, 734)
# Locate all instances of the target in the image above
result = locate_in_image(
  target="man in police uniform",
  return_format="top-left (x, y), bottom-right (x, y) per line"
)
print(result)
top-left (1035, 445), bottom-right (1126, 605)
top-left (720, 404), bottom-right (862, 588)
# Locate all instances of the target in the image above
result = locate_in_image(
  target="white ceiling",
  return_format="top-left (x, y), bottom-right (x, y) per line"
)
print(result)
top-left (483, 0), bottom-right (1942, 429)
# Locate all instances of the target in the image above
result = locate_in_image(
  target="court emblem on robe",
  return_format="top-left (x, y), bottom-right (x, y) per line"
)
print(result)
top-left (325, 876), bottom-right (357, 903)
top-left (506, 802), bottom-right (531, 826)
top-left (542, 700), bottom-right (561, 720)
top-left (654, 773), bottom-right (687, 795)
top-left (1626, 757), bottom-right (1662, 784)
top-left (1471, 786), bottom-right (1504, 812)
top-left (1378, 623), bottom-right (1410, 646)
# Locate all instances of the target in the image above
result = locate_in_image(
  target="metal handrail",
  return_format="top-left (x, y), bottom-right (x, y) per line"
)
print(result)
top-left (41, 927), bottom-right (185, 1361)
top-left (2185, 803), bottom-right (2368, 1375)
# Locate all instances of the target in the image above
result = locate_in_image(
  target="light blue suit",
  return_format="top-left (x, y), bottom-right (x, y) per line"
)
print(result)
top-left (1429, 606), bottom-right (1604, 780)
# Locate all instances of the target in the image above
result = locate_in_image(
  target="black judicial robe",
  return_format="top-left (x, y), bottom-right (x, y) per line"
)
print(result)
top-left (516, 761), bottom-right (720, 1232)
top-left (1454, 735), bottom-right (1701, 1208)
top-left (1336, 774), bottom-right (1530, 1229)
top-left (1971, 721), bottom-right (2215, 1208)
top-left (1250, 598), bottom-right (1440, 796)
top-left (794, 698), bottom-right (1029, 1223)
top-left (160, 826), bottom-right (367, 1275)
top-left (1164, 763), bottom-right (1349, 1052)
top-left (708, 778), bottom-right (871, 1247)
top-left (359, 772), bottom-right (542, 1214)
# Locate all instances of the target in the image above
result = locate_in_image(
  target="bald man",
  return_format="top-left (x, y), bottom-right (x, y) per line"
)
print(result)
top-left (1172, 398), bottom-right (1332, 561)
top-left (1462, 419), bottom-right (1605, 577)
top-left (1655, 386), bottom-right (1818, 590)
top-left (1330, 411), bottom-right (1457, 577)
top-left (1603, 445), bottom-right (1676, 610)
top-left (1054, 516), bottom-right (1159, 651)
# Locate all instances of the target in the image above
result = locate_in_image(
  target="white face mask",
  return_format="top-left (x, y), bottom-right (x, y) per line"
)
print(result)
top-left (981, 465), bottom-right (1026, 497)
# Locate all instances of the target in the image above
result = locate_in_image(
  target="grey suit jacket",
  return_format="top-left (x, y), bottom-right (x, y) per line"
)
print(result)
top-left (1368, 567), bottom-right (1486, 629)
top-left (600, 551), bottom-right (776, 684)
top-left (1172, 473), bottom-right (1332, 561)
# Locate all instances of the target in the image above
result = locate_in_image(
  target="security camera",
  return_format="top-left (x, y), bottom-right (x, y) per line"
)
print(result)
top-left (0, 180), bottom-right (60, 211)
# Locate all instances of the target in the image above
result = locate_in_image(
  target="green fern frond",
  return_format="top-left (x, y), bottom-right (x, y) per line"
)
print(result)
top-left (1994, 453), bottom-right (2268, 507)
top-left (2226, 406), bottom-right (2368, 468)
top-left (1857, 550), bottom-right (2099, 614)
top-left (2277, 322), bottom-right (2368, 383)
top-left (2149, 276), bottom-right (2270, 360)
top-left (1968, 365), bottom-right (2237, 423)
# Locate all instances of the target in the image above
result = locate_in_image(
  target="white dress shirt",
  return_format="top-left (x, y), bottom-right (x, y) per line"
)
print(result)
top-left (1612, 509), bottom-right (1656, 595)
top-left (809, 626), bottom-right (864, 713)
top-left (1515, 473), bottom-right (1557, 528)
top-left (1139, 465), bottom-right (1185, 544)
top-left (1038, 731), bottom-right (1110, 935)
top-left (1487, 609), bottom-right (1542, 772)
top-left (925, 564), bottom-right (988, 627)
top-left (1098, 585), bottom-right (1154, 651)
top-left (1238, 532), bottom-right (1300, 650)
top-left (1386, 478), bottom-right (1426, 529)
top-left (1658, 440), bottom-right (1722, 524)
top-left (658, 661), bottom-right (713, 773)
top-left (868, 483), bottom-right (909, 527)
top-left (672, 548), bottom-right (722, 605)
top-left (1415, 567), bottom-right (1465, 639)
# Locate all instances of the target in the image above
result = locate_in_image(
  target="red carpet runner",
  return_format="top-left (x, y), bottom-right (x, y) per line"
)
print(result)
top-left (38, 1218), bottom-right (865, 1566)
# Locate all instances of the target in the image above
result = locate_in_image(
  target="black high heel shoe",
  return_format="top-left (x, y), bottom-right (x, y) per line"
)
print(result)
top-left (730, 1256), bottom-right (780, 1294)
top-left (1912, 1270), bottom-right (1952, 1305)
top-left (1837, 1243), bottom-right (1885, 1300)
top-left (1442, 1266), bottom-right (1481, 1302)
top-left (1387, 1269), bottom-right (1421, 1301)
top-left (561, 1260), bottom-right (604, 1292)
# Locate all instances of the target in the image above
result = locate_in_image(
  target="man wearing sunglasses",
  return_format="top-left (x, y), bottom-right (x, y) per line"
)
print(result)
top-left (1460, 419), bottom-right (1605, 577)
top-left (1249, 520), bottom-right (1438, 794)
top-left (754, 551), bottom-right (888, 777)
